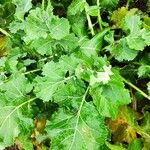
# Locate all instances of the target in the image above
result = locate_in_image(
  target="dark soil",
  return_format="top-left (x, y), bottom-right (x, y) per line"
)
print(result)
top-left (4, 145), bottom-right (19, 150)
top-left (118, 0), bottom-right (148, 12)
top-left (133, 0), bottom-right (148, 12)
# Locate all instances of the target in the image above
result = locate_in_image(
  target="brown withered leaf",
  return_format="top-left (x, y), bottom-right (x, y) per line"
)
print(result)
top-left (107, 106), bottom-right (138, 143)
top-left (0, 35), bottom-right (9, 57)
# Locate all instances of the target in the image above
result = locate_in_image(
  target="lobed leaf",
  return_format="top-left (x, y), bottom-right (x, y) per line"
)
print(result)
top-left (107, 38), bottom-right (138, 61)
top-left (46, 102), bottom-right (108, 150)
top-left (0, 74), bottom-right (33, 147)
top-left (90, 70), bottom-right (131, 118)
top-left (12, 0), bottom-right (32, 20)
top-left (67, 0), bottom-right (85, 16)
top-left (34, 55), bottom-right (81, 102)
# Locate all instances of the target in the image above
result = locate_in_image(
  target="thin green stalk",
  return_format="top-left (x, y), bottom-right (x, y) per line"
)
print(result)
top-left (97, 0), bottom-right (103, 30)
top-left (42, 0), bottom-right (45, 10)
top-left (126, 0), bottom-right (130, 9)
top-left (86, 13), bottom-right (95, 36)
top-left (84, 1), bottom-right (95, 36)
top-left (0, 28), bottom-right (11, 37)
top-left (122, 77), bottom-right (150, 101)
top-left (23, 69), bottom-right (41, 75)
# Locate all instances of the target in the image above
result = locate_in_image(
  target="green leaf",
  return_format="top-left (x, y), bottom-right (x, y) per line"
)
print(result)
top-left (128, 139), bottom-right (142, 150)
top-left (68, 13), bottom-right (87, 38)
top-left (126, 35), bottom-right (145, 51)
top-left (9, 1), bottom-right (53, 34)
top-left (0, 74), bottom-right (32, 100)
top-left (123, 15), bottom-right (141, 35)
top-left (46, 0), bottom-right (53, 16)
top-left (46, 102), bottom-right (108, 149)
top-left (34, 73), bottom-right (68, 102)
top-left (57, 33), bottom-right (79, 53)
top-left (90, 70), bottom-right (131, 118)
top-left (31, 33), bottom-right (78, 56)
top-left (24, 7), bottom-right (70, 43)
top-left (107, 38), bottom-right (138, 61)
top-left (0, 101), bottom-right (33, 147)
top-left (109, 15), bottom-right (150, 59)
top-left (34, 55), bottom-right (80, 102)
top-left (3, 47), bottom-right (27, 74)
top-left (2, 0), bottom-right (150, 148)
top-left (0, 104), bottom-right (20, 147)
top-left (53, 79), bottom-right (85, 107)
top-left (0, 74), bottom-right (33, 147)
top-left (143, 16), bottom-right (150, 29)
top-left (141, 29), bottom-right (150, 46)
top-left (24, 8), bottom-right (49, 43)
top-left (106, 142), bottom-right (127, 150)
top-left (5, 58), bottom-right (18, 73)
top-left (138, 65), bottom-right (150, 77)
top-left (67, 0), bottom-right (85, 16)
top-left (42, 55), bottom-right (80, 76)
top-left (104, 30), bottom-right (114, 44)
top-left (48, 17), bottom-right (70, 40)
top-left (23, 59), bottom-right (36, 66)
top-left (0, 0), bottom-right (12, 4)
top-left (123, 16), bottom-right (150, 51)
top-left (101, 0), bottom-right (119, 10)
top-left (9, 21), bottom-right (25, 34)
top-left (12, 0), bottom-right (32, 20)
top-left (80, 29), bottom-right (109, 57)
top-left (87, 6), bottom-right (99, 16)
top-left (30, 36), bottom-right (53, 56)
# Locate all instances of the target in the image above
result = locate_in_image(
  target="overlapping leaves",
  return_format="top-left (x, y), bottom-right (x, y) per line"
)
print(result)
top-left (101, 0), bottom-right (119, 10)
top-left (106, 14), bottom-right (150, 61)
top-left (90, 70), bottom-right (131, 118)
top-left (12, 0), bottom-right (32, 20)
top-left (46, 102), bottom-right (108, 150)
top-left (34, 55), bottom-right (81, 102)
top-left (0, 74), bottom-right (33, 147)
top-left (0, 0), bottom-right (149, 149)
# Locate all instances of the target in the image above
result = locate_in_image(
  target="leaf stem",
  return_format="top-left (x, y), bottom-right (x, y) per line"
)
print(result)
top-left (0, 28), bottom-right (11, 37)
top-left (69, 86), bottom-right (90, 150)
top-left (84, 1), bottom-right (95, 36)
top-left (24, 69), bottom-right (41, 75)
top-left (97, 0), bottom-right (103, 30)
top-left (122, 77), bottom-right (150, 100)
top-left (42, 0), bottom-right (45, 10)
top-left (130, 88), bottom-right (137, 111)
top-left (126, 0), bottom-right (130, 9)
top-left (77, 86), bottom-right (90, 117)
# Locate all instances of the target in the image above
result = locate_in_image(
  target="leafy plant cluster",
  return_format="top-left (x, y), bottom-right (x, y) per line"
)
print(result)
top-left (0, 0), bottom-right (150, 149)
